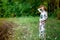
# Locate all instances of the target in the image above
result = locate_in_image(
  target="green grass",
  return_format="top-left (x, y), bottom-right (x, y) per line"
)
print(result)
top-left (46, 18), bottom-right (60, 40)
top-left (7, 17), bottom-right (39, 40)
top-left (1, 17), bottom-right (60, 40)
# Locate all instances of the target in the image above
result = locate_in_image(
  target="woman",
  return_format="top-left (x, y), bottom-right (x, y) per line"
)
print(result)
top-left (38, 5), bottom-right (48, 40)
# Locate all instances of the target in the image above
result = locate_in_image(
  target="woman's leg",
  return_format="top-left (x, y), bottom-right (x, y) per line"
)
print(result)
top-left (39, 22), bottom-right (46, 40)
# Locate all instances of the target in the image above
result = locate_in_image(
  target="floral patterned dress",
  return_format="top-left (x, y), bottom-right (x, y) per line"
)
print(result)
top-left (38, 8), bottom-right (48, 39)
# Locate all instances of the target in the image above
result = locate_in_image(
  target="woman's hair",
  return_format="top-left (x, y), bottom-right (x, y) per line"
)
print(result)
top-left (0, 20), bottom-right (15, 40)
top-left (39, 5), bottom-right (47, 11)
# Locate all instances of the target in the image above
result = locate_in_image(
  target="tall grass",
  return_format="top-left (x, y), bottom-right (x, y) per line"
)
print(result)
top-left (1, 17), bottom-right (60, 40)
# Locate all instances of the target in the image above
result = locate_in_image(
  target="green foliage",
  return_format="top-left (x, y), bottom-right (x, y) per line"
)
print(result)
top-left (0, 0), bottom-right (60, 17)
top-left (0, 0), bottom-right (42, 17)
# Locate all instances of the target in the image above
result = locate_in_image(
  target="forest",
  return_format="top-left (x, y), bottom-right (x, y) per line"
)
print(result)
top-left (0, 0), bottom-right (60, 18)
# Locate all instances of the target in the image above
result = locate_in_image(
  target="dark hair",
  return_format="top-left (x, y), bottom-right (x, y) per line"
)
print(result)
top-left (0, 20), bottom-right (15, 40)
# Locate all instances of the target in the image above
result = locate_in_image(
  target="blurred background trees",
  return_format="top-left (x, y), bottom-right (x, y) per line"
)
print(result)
top-left (0, 0), bottom-right (60, 18)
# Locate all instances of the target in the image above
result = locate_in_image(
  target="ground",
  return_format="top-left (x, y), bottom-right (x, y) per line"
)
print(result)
top-left (0, 17), bottom-right (60, 40)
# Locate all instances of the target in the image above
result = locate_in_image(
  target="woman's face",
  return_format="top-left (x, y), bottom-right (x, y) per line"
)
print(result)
top-left (41, 7), bottom-right (44, 10)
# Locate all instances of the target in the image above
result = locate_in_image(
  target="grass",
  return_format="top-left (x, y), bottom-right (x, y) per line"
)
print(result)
top-left (0, 17), bottom-right (60, 40)
top-left (46, 18), bottom-right (60, 40)
top-left (7, 17), bottom-right (39, 40)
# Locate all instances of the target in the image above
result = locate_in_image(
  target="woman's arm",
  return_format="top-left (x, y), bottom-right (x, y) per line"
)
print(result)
top-left (43, 12), bottom-right (48, 21)
top-left (38, 8), bottom-right (42, 13)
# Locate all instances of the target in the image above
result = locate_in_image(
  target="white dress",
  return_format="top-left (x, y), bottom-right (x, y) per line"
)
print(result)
top-left (38, 8), bottom-right (48, 39)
